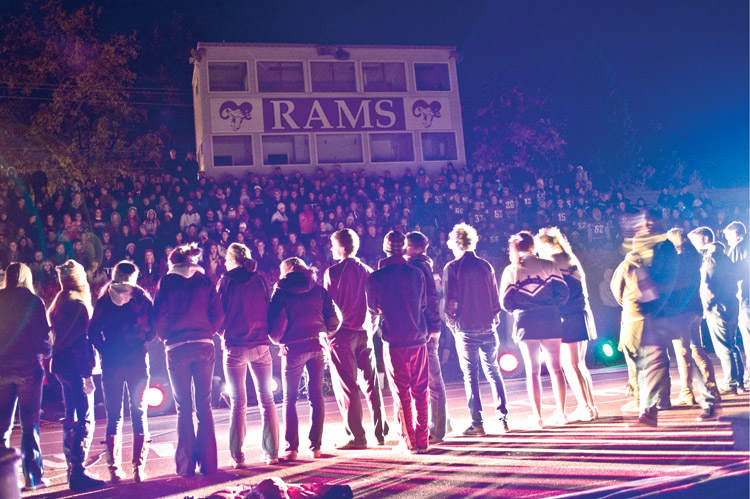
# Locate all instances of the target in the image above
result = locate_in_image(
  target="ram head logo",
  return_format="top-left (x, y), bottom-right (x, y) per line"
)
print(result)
top-left (219, 101), bottom-right (253, 131)
top-left (412, 100), bottom-right (442, 128)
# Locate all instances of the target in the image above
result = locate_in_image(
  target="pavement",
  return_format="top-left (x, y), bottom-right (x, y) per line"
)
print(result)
top-left (12, 364), bottom-right (750, 499)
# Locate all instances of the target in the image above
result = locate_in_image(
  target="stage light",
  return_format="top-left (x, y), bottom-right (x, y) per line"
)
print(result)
top-left (602, 343), bottom-right (615, 358)
top-left (498, 352), bottom-right (520, 374)
top-left (145, 387), bottom-right (165, 408)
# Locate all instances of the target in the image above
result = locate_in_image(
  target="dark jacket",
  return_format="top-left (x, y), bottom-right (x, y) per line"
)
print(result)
top-left (367, 255), bottom-right (428, 348)
top-left (662, 244), bottom-right (702, 316)
top-left (152, 263), bottom-right (224, 348)
top-left (640, 238), bottom-right (679, 318)
top-left (550, 252), bottom-right (586, 317)
top-left (324, 257), bottom-right (372, 335)
top-left (89, 283), bottom-right (154, 371)
top-left (727, 236), bottom-right (749, 309)
top-left (407, 253), bottom-right (442, 333)
top-left (49, 295), bottom-right (95, 376)
top-left (217, 267), bottom-right (270, 349)
top-left (443, 251), bottom-right (502, 333)
top-left (0, 288), bottom-right (51, 375)
top-left (700, 243), bottom-right (739, 320)
top-left (268, 270), bottom-right (340, 354)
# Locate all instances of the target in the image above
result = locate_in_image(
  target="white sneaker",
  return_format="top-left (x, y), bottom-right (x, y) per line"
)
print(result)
top-left (570, 406), bottom-right (594, 422)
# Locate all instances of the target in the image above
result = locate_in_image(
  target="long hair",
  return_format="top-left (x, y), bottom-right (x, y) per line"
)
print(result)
top-left (508, 231), bottom-right (534, 266)
top-left (227, 242), bottom-right (257, 272)
top-left (3, 262), bottom-right (35, 293)
top-left (536, 227), bottom-right (582, 269)
top-left (168, 243), bottom-right (202, 268)
top-left (49, 259), bottom-right (93, 319)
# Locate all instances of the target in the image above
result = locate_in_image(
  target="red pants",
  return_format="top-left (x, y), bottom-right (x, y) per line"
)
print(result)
top-left (383, 343), bottom-right (429, 450)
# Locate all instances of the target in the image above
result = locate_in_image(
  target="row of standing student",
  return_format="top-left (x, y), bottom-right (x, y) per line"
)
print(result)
top-left (0, 222), bottom-right (600, 491)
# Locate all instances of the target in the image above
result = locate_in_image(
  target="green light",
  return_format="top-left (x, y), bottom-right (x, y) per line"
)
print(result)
top-left (602, 343), bottom-right (615, 358)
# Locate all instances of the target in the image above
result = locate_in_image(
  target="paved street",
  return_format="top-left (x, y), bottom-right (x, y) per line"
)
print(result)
top-left (14, 364), bottom-right (750, 499)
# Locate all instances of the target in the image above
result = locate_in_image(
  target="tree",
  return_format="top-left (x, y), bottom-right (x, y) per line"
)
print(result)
top-left (0, 0), bottom-right (161, 185)
top-left (471, 77), bottom-right (566, 180)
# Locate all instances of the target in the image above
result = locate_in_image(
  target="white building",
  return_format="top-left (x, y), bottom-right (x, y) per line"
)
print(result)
top-left (191, 43), bottom-right (466, 178)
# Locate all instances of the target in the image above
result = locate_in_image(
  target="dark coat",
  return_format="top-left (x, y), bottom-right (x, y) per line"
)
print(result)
top-left (443, 251), bottom-right (503, 333)
top-left (217, 267), bottom-right (270, 349)
top-left (49, 295), bottom-right (95, 376)
top-left (89, 284), bottom-right (154, 371)
top-left (268, 270), bottom-right (340, 354)
top-left (0, 288), bottom-right (51, 375)
top-left (407, 253), bottom-right (442, 333)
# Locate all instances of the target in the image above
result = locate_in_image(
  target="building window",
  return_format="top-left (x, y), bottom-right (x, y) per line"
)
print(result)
top-left (262, 135), bottom-right (310, 165)
top-left (369, 133), bottom-right (414, 162)
top-left (208, 62), bottom-right (248, 92)
top-left (414, 63), bottom-right (451, 91)
top-left (421, 132), bottom-right (457, 161)
top-left (362, 62), bottom-right (406, 92)
top-left (316, 134), bottom-right (363, 164)
top-left (213, 135), bottom-right (253, 166)
top-left (257, 61), bottom-right (305, 92)
top-left (310, 62), bottom-right (356, 92)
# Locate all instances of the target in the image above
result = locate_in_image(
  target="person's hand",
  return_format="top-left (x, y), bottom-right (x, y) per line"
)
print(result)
top-left (429, 332), bottom-right (440, 341)
top-left (83, 377), bottom-right (96, 395)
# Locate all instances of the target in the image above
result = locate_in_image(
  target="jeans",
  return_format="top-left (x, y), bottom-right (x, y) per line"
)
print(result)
top-left (384, 344), bottom-right (429, 450)
top-left (327, 331), bottom-right (388, 444)
top-left (223, 345), bottom-right (279, 462)
top-left (671, 313), bottom-right (716, 398)
top-left (101, 367), bottom-right (149, 436)
top-left (427, 336), bottom-right (448, 441)
top-left (705, 313), bottom-right (743, 389)
top-left (56, 373), bottom-right (95, 474)
top-left (282, 349), bottom-right (325, 452)
top-left (454, 331), bottom-right (508, 425)
top-left (166, 342), bottom-right (217, 476)
top-left (0, 369), bottom-right (45, 487)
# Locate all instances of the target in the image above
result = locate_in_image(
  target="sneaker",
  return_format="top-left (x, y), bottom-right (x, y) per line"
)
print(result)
top-left (635, 413), bottom-right (658, 428)
top-left (569, 407), bottom-right (594, 422)
top-left (499, 417), bottom-right (510, 433)
top-left (336, 439), bottom-right (367, 450)
top-left (428, 435), bottom-right (444, 444)
top-left (673, 394), bottom-right (697, 406)
top-left (281, 450), bottom-right (298, 462)
top-left (718, 386), bottom-right (738, 396)
top-left (738, 384), bottom-right (748, 394)
top-left (696, 406), bottom-right (717, 421)
top-left (24, 478), bottom-right (50, 491)
top-left (69, 471), bottom-right (106, 491)
top-left (549, 410), bottom-right (568, 426)
top-left (620, 399), bottom-right (640, 412)
top-left (312, 449), bottom-right (323, 459)
top-left (260, 454), bottom-right (280, 465)
top-left (231, 459), bottom-right (247, 469)
top-left (415, 447), bottom-right (429, 454)
top-left (462, 424), bottom-right (486, 436)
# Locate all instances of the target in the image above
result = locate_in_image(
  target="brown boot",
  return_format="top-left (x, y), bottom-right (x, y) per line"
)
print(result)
top-left (105, 434), bottom-right (127, 483)
top-left (132, 434), bottom-right (149, 483)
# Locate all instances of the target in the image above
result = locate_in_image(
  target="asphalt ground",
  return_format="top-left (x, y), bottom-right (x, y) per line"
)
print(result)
top-left (13, 363), bottom-right (750, 499)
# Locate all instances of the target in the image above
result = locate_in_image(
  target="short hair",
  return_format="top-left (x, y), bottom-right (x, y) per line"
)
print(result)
top-left (331, 228), bottom-right (359, 258)
top-left (383, 230), bottom-right (406, 256)
top-left (405, 231), bottom-right (429, 251)
top-left (724, 221), bottom-right (746, 237)
top-left (689, 226), bottom-right (714, 242)
top-left (447, 223), bottom-right (478, 252)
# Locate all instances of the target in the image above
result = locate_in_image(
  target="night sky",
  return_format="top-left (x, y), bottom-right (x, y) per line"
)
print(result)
top-left (57, 0), bottom-right (750, 186)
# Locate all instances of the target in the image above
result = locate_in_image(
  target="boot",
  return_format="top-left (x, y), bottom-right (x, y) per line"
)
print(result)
top-left (132, 434), bottom-right (149, 483)
top-left (66, 425), bottom-right (105, 491)
top-left (105, 434), bottom-right (127, 483)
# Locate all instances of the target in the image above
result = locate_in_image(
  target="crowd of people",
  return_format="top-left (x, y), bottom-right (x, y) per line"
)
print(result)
top-left (0, 158), bottom-right (748, 492)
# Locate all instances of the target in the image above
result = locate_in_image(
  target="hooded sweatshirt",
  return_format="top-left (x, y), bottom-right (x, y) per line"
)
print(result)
top-left (217, 267), bottom-right (270, 349)
top-left (268, 270), bottom-right (340, 354)
top-left (324, 257), bottom-right (373, 335)
top-left (700, 243), bottom-right (740, 320)
top-left (89, 283), bottom-right (154, 370)
top-left (0, 287), bottom-right (51, 375)
top-left (152, 263), bottom-right (224, 349)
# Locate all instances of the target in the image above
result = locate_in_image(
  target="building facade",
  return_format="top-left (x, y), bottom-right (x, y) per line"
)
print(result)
top-left (192, 43), bottom-right (466, 178)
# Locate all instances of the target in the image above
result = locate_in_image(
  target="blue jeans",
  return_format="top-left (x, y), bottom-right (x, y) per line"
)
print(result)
top-left (454, 331), bottom-right (508, 426)
top-left (0, 369), bottom-right (45, 488)
top-left (101, 367), bottom-right (149, 436)
top-left (705, 314), bottom-right (743, 389)
top-left (166, 342), bottom-right (217, 476)
top-left (282, 349), bottom-right (325, 452)
top-left (223, 345), bottom-right (279, 462)
top-left (427, 336), bottom-right (448, 440)
top-left (56, 373), bottom-right (95, 474)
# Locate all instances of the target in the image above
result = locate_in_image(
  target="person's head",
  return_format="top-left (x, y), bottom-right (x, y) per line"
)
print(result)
top-left (405, 231), bottom-right (429, 258)
top-left (226, 242), bottom-right (257, 272)
top-left (331, 228), bottom-right (359, 261)
top-left (447, 223), bottom-right (478, 258)
top-left (383, 230), bottom-right (406, 257)
top-left (279, 257), bottom-right (313, 279)
top-left (508, 231), bottom-right (535, 266)
top-left (666, 227), bottom-right (690, 254)
top-left (688, 226), bottom-right (714, 251)
top-left (724, 221), bottom-right (746, 246)
top-left (112, 261), bottom-right (139, 285)
top-left (56, 259), bottom-right (89, 294)
top-left (3, 262), bottom-right (34, 292)
top-left (144, 249), bottom-right (155, 264)
top-left (168, 243), bottom-right (202, 268)
top-left (535, 227), bottom-right (571, 260)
